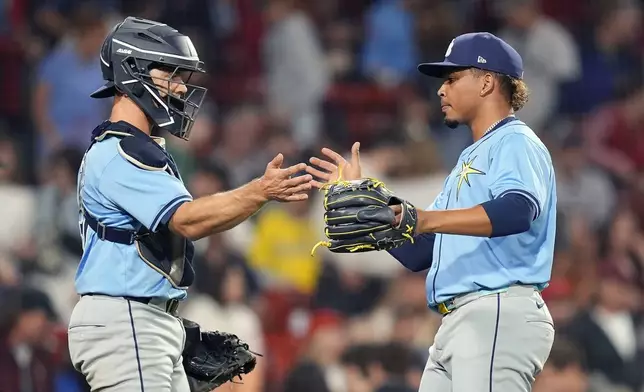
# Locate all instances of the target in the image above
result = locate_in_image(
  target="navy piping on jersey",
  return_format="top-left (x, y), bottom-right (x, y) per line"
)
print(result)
top-left (151, 195), bottom-right (192, 232)
top-left (466, 116), bottom-right (518, 158)
top-left (489, 294), bottom-right (501, 392)
top-left (127, 300), bottom-right (145, 392)
top-left (497, 189), bottom-right (541, 220)
top-left (431, 188), bottom-right (451, 307)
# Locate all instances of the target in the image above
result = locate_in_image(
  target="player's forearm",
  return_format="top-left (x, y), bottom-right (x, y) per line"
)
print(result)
top-left (170, 179), bottom-right (268, 240)
top-left (416, 194), bottom-right (536, 238)
top-left (416, 206), bottom-right (493, 237)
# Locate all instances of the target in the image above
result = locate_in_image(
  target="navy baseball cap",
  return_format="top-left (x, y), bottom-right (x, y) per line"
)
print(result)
top-left (418, 32), bottom-right (524, 79)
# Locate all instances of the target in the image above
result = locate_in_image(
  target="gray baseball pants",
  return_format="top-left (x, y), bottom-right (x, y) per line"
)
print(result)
top-left (67, 294), bottom-right (190, 392)
top-left (418, 285), bottom-right (555, 392)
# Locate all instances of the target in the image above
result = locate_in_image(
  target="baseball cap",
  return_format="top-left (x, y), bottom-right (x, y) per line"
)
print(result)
top-left (418, 32), bottom-right (524, 79)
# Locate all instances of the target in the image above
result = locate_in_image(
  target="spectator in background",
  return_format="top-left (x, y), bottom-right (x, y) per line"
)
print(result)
top-left (361, 0), bottom-right (419, 88)
top-left (313, 261), bottom-right (386, 317)
top-left (585, 84), bottom-right (644, 188)
top-left (340, 343), bottom-right (421, 392)
top-left (34, 148), bottom-right (84, 270)
top-left (597, 209), bottom-right (644, 292)
top-left (181, 159), bottom-right (264, 391)
top-left (248, 193), bottom-right (323, 295)
top-left (211, 105), bottom-right (270, 188)
top-left (541, 278), bottom-right (578, 328)
top-left (566, 261), bottom-right (644, 392)
top-left (559, 0), bottom-right (642, 116)
top-left (0, 133), bottom-right (37, 274)
top-left (555, 132), bottom-right (616, 233)
top-left (26, 147), bottom-right (85, 323)
top-left (263, 0), bottom-right (330, 151)
top-left (341, 344), bottom-right (380, 392)
top-left (284, 310), bottom-right (347, 392)
top-left (533, 336), bottom-right (590, 392)
top-left (495, 0), bottom-right (580, 133)
top-left (185, 159), bottom-right (259, 300)
top-left (373, 342), bottom-right (420, 392)
top-left (31, 3), bottom-right (109, 160)
top-left (0, 287), bottom-right (59, 392)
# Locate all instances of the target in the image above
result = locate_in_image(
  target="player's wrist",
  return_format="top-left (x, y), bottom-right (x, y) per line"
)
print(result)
top-left (249, 178), bottom-right (271, 204)
top-left (416, 210), bottom-right (439, 234)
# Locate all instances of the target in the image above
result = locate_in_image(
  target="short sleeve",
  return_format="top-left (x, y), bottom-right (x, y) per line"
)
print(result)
top-left (99, 155), bottom-right (193, 232)
top-left (488, 134), bottom-right (552, 220)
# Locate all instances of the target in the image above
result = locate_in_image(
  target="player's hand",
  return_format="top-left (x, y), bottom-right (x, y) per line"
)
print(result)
top-left (390, 204), bottom-right (403, 226)
top-left (259, 153), bottom-right (312, 202)
top-left (306, 142), bottom-right (362, 189)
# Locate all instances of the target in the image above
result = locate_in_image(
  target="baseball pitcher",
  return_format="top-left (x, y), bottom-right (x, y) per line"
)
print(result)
top-left (307, 32), bottom-right (556, 392)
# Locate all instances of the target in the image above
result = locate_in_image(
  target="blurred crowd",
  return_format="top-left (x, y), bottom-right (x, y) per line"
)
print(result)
top-left (1, 0), bottom-right (644, 391)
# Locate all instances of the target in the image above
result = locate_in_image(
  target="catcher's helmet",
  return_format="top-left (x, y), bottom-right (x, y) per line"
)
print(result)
top-left (90, 16), bottom-right (208, 140)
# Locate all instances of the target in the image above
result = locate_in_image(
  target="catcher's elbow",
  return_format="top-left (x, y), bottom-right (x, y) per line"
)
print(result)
top-left (169, 204), bottom-right (204, 241)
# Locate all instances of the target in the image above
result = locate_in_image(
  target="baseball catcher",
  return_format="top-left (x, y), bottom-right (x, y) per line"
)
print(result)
top-left (311, 176), bottom-right (418, 254)
top-left (69, 16), bottom-right (309, 392)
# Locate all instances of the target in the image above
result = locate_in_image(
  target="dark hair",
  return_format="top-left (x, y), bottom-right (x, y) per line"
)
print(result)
top-left (376, 342), bottom-right (418, 377)
top-left (472, 69), bottom-right (530, 112)
top-left (50, 147), bottom-right (85, 174)
top-left (341, 344), bottom-right (379, 376)
top-left (547, 336), bottom-right (586, 371)
top-left (69, 2), bottom-right (105, 34)
top-left (196, 158), bottom-right (232, 191)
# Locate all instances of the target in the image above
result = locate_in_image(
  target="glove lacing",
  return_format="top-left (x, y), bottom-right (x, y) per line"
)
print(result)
top-left (310, 164), bottom-right (390, 256)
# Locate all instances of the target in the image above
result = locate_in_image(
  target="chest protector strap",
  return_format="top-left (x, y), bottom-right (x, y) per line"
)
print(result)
top-left (80, 121), bottom-right (195, 289)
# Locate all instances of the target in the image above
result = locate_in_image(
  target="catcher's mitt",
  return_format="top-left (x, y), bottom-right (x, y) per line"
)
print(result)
top-left (182, 319), bottom-right (259, 392)
top-left (311, 177), bottom-right (418, 254)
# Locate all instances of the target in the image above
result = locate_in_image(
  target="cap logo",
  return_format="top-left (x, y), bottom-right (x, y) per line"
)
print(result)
top-left (477, 56), bottom-right (487, 64)
top-left (445, 39), bottom-right (455, 58)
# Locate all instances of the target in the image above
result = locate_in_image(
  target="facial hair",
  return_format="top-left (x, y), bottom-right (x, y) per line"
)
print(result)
top-left (444, 118), bottom-right (460, 129)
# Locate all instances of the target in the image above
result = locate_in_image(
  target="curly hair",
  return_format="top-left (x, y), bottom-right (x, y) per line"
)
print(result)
top-left (472, 69), bottom-right (530, 112)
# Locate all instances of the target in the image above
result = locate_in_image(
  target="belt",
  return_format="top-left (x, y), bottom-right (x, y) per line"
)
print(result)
top-left (433, 285), bottom-right (539, 316)
top-left (82, 293), bottom-right (180, 316)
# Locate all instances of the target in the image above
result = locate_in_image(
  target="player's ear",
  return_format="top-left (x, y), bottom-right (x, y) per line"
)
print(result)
top-left (480, 73), bottom-right (495, 97)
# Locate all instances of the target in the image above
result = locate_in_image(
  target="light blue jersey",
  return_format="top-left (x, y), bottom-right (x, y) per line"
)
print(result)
top-left (75, 131), bottom-right (193, 300)
top-left (426, 117), bottom-right (556, 307)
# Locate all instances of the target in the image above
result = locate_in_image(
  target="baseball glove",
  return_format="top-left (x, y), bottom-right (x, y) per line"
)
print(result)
top-left (311, 177), bottom-right (418, 254)
top-left (182, 319), bottom-right (259, 392)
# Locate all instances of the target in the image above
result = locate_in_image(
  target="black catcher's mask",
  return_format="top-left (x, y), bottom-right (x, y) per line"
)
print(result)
top-left (90, 17), bottom-right (208, 140)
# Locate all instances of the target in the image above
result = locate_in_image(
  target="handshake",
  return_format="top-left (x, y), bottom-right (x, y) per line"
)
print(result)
top-left (260, 142), bottom-right (419, 253)
top-left (267, 141), bottom-right (419, 254)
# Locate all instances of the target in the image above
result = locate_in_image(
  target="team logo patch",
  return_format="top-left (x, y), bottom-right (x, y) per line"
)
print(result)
top-left (456, 156), bottom-right (485, 201)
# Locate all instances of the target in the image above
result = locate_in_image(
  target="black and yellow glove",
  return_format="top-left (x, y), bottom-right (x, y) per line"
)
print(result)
top-left (312, 178), bottom-right (418, 254)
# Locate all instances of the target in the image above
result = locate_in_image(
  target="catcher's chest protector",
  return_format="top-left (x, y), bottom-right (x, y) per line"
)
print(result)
top-left (79, 121), bottom-right (195, 289)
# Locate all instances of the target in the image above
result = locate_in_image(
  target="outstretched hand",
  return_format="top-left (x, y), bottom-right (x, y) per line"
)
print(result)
top-left (306, 142), bottom-right (362, 189)
top-left (259, 153), bottom-right (312, 202)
